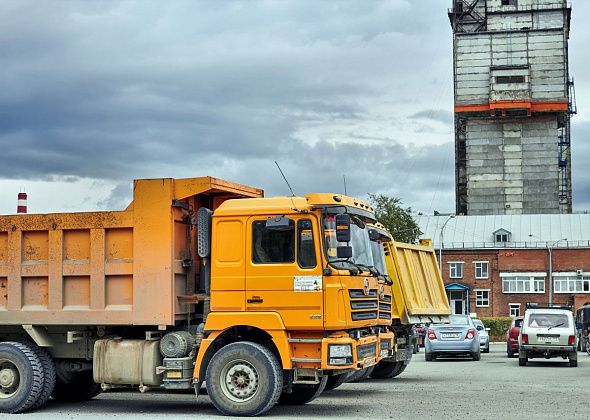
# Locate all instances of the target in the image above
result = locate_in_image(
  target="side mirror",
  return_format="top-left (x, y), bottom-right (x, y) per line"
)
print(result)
top-left (368, 228), bottom-right (380, 241)
top-left (336, 245), bottom-right (353, 259)
top-left (265, 215), bottom-right (294, 231)
top-left (335, 214), bottom-right (351, 242)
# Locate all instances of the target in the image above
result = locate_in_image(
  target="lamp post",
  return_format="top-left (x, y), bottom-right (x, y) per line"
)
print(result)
top-left (548, 238), bottom-right (567, 306)
top-left (439, 215), bottom-right (456, 273)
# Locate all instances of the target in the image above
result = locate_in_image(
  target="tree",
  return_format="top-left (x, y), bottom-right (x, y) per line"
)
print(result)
top-left (368, 193), bottom-right (422, 243)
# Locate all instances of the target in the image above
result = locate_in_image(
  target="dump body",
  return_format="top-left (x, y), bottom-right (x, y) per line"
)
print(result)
top-left (0, 177), bottom-right (262, 326)
top-left (384, 240), bottom-right (450, 325)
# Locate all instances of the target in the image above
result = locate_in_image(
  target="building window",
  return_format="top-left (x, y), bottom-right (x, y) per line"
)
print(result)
top-left (509, 303), bottom-right (521, 317)
top-left (501, 274), bottom-right (545, 294)
top-left (554, 275), bottom-right (590, 293)
top-left (496, 76), bottom-right (525, 84)
top-left (501, 0), bottom-right (517, 6)
top-left (475, 290), bottom-right (489, 307)
top-left (475, 262), bottom-right (489, 279)
top-left (493, 228), bottom-right (511, 243)
top-left (449, 262), bottom-right (463, 279)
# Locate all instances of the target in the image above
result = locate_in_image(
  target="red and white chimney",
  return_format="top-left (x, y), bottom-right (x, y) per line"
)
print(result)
top-left (17, 192), bottom-right (27, 214)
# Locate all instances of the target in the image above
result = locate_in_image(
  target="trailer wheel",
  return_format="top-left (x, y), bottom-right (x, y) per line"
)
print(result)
top-left (324, 373), bottom-right (347, 391)
top-left (206, 342), bottom-right (282, 416)
top-left (370, 361), bottom-right (399, 379)
top-left (278, 375), bottom-right (327, 405)
top-left (345, 366), bottom-right (374, 383)
top-left (0, 341), bottom-right (44, 413)
top-left (51, 370), bottom-right (101, 402)
top-left (30, 346), bottom-right (56, 409)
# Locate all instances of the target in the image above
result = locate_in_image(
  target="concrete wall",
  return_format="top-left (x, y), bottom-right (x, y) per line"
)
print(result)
top-left (465, 116), bottom-right (559, 215)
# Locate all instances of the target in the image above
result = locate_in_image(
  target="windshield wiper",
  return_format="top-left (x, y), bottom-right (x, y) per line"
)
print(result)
top-left (327, 261), bottom-right (359, 275)
top-left (357, 264), bottom-right (378, 276)
top-left (547, 322), bottom-right (565, 331)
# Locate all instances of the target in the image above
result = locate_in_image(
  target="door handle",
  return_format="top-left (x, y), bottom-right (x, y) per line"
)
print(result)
top-left (247, 297), bottom-right (264, 304)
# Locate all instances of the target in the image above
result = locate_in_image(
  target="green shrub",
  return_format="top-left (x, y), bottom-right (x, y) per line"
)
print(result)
top-left (479, 317), bottom-right (513, 342)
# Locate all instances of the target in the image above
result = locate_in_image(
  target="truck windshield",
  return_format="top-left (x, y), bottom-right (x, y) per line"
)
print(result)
top-left (369, 240), bottom-right (388, 277)
top-left (323, 214), bottom-right (374, 272)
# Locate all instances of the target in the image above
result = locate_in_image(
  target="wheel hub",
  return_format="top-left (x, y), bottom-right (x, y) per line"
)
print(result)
top-left (221, 360), bottom-right (259, 403)
top-left (0, 360), bottom-right (20, 399)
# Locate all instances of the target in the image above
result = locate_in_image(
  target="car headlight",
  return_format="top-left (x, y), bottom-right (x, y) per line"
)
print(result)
top-left (329, 344), bottom-right (352, 358)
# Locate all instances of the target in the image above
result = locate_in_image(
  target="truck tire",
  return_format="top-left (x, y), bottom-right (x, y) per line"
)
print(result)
top-left (324, 374), bottom-right (347, 391)
top-left (205, 341), bottom-right (282, 416)
top-left (345, 366), bottom-right (374, 383)
top-left (278, 375), bottom-right (327, 405)
top-left (0, 341), bottom-right (44, 413)
top-left (51, 370), bottom-right (101, 402)
top-left (30, 346), bottom-right (56, 410)
top-left (370, 361), bottom-right (407, 379)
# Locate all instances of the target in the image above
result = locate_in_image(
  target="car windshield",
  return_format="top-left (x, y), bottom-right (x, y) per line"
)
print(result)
top-left (369, 240), bottom-right (388, 277)
top-left (323, 214), bottom-right (374, 271)
top-left (528, 313), bottom-right (570, 328)
top-left (449, 315), bottom-right (470, 326)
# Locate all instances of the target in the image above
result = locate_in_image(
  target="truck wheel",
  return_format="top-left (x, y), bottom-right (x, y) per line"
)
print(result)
top-left (518, 357), bottom-right (527, 366)
top-left (278, 375), bottom-right (327, 405)
top-left (425, 353), bottom-right (433, 362)
top-left (51, 370), bottom-right (101, 402)
top-left (205, 342), bottom-right (282, 416)
top-left (30, 346), bottom-right (56, 409)
top-left (324, 374), bottom-right (347, 391)
top-left (0, 341), bottom-right (44, 413)
top-left (346, 366), bottom-right (374, 383)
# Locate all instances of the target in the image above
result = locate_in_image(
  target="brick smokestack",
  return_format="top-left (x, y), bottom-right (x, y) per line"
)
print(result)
top-left (17, 192), bottom-right (27, 214)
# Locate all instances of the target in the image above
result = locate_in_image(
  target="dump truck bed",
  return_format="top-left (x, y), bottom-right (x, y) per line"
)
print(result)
top-left (385, 241), bottom-right (451, 324)
top-left (0, 177), bottom-right (262, 326)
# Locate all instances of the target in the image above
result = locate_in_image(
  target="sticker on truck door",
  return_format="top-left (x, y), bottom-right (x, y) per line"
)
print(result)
top-left (294, 276), bottom-right (322, 292)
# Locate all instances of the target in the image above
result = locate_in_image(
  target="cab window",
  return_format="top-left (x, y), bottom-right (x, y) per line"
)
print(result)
top-left (252, 219), bottom-right (295, 263)
top-left (297, 219), bottom-right (316, 269)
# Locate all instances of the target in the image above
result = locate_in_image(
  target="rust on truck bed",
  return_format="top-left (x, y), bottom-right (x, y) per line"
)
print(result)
top-left (0, 177), bottom-right (263, 326)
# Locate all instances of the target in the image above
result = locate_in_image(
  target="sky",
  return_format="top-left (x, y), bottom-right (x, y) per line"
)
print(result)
top-left (0, 0), bottom-right (589, 215)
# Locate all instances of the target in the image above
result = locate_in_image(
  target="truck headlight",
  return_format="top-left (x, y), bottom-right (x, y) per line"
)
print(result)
top-left (329, 344), bottom-right (352, 358)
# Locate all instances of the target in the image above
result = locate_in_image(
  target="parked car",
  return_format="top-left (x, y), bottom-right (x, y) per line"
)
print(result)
top-left (472, 319), bottom-right (490, 353)
top-left (425, 315), bottom-right (480, 361)
top-left (518, 306), bottom-right (577, 367)
top-left (575, 304), bottom-right (590, 352)
top-left (506, 316), bottom-right (524, 358)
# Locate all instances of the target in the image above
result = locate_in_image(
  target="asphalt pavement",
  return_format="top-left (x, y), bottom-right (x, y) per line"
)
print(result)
top-left (18, 343), bottom-right (590, 419)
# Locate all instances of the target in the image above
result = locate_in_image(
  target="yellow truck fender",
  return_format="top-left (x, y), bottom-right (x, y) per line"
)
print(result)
top-left (193, 312), bottom-right (292, 382)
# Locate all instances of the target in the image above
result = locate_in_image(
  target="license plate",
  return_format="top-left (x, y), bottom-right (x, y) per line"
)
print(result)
top-left (539, 336), bottom-right (559, 344)
top-left (166, 371), bottom-right (182, 379)
top-left (364, 357), bottom-right (376, 367)
top-left (441, 333), bottom-right (461, 339)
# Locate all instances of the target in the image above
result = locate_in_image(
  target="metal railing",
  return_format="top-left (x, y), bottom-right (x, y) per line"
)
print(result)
top-left (435, 240), bottom-right (590, 250)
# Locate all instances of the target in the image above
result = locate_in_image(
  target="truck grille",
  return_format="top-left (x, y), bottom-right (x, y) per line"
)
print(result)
top-left (357, 343), bottom-right (377, 360)
top-left (349, 289), bottom-right (378, 322)
top-left (378, 294), bottom-right (392, 320)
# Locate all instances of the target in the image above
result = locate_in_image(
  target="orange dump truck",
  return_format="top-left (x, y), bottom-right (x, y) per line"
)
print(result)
top-left (0, 176), bottom-right (384, 415)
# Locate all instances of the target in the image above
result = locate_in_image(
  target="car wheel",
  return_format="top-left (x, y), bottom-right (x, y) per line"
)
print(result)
top-left (518, 357), bottom-right (527, 366)
top-left (568, 352), bottom-right (577, 367)
top-left (484, 345), bottom-right (490, 354)
top-left (425, 353), bottom-right (433, 362)
top-left (205, 341), bottom-right (283, 416)
top-left (507, 347), bottom-right (515, 358)
top-left (472, 352), bottom-right (481, 361)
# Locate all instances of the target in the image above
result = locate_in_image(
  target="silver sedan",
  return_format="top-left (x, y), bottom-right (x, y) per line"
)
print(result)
top-left (425, 315), bottom-right (481, 361)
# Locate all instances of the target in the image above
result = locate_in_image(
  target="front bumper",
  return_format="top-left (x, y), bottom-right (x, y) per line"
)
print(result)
top-left (320, 334), bottom-right (379, 370)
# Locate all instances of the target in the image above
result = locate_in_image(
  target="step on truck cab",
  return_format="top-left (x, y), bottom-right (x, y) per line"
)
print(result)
top-left (0, 177), bottom-right (381, 416)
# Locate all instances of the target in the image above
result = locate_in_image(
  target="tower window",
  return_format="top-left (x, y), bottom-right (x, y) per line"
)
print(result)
top-left (496, 75), bottom-right (525, 84)
top-left (501, 0), bottom-right (517, 6)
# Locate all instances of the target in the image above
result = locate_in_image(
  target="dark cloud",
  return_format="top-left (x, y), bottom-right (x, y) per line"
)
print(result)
top-left (0, 0), bottom-right (588, 216)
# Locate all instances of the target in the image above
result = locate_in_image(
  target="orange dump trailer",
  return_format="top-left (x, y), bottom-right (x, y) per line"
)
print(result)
top-left (0, 176), bottom-right (383, 416)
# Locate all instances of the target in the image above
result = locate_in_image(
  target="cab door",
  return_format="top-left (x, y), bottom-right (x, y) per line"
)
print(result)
top-left (245, 215), bottom-right (324, 330)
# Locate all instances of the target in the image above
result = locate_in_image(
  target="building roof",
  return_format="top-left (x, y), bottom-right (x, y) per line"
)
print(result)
top-left (416, 214), bottom-right (590, 250)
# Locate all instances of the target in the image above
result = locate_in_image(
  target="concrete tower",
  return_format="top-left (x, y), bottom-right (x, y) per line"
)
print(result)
top-left (449, 0), bottom-right (576, 215)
